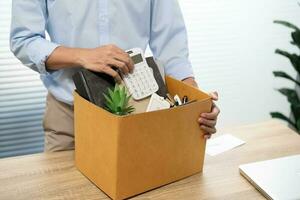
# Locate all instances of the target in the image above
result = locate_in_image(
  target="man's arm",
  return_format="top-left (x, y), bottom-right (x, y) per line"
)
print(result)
top-left (45, 45), bottom-right (134, 83)
top-left (149, 0), bottom-right (220, 138)
top-left (10, 0), bottom-right (59, 75)
top-left (10, 0), bottom-right (133, 83)
top-left (149, 0), bottom-right (194, 81)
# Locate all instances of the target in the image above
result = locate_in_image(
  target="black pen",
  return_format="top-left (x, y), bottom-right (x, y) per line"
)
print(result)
top-left (182, 96), bottom-right (188, 104)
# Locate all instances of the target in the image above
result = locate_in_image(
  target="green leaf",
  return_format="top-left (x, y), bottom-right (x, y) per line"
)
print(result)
top-left (273, 71), bottom-right (300, 86)
top-left (277, 88), bottom-right (299, 104)
top-left (270, 112), bottom-right (296, 128)
top-left (291, 31), bottom-right (300, 49)
top-left (114, 84), bottom-right (119, 93)
top-left (103, 94), bottom-right (113, 105)
top-left (104, 103), bottom-right (115, 112)
top-left (275, 49), bottom-right (291, 57)
top-left (124, 106), bottom-right (135, 114)
top-left (103, 93), bottom-right (115, 110)
top-left (275, 49), bottom-right (300, 74)
top-left (274, 20), bottom-right (300, 31)
top-left (105, 103), bottom-right (115, 113)
top-left (117, 105), bottom-right (122, 113)
top-left (291, 104), bottom-right (300, 123)
top-left (119, 86), bottom-right (126, 108)
top-left (112, 87), bottom-right (121, 105)
top-left (296, 119), bottom-right (300, 133)
top-left (104, 87), bottom-right (119, 113)
top-left (108, 88), bottom-right (114, 98)
top-left (124, 94), bottom-right (131, 106)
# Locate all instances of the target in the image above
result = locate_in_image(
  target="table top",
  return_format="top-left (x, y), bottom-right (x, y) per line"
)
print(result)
top-left (1, 120), bottom-right (300, 200)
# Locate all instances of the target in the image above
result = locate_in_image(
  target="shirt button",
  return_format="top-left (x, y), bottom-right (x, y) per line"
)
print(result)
top-left (100, 15), bottom-right (108, 24)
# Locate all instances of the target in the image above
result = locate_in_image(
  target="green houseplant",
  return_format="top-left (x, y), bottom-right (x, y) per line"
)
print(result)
top-left (103, 84), bottom-right (135, 116)
top-left (270, 20), bottom-right (300, 134)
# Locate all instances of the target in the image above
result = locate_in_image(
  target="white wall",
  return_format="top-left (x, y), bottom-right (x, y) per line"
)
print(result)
top-left (179, 0), bottom-right (300, 128)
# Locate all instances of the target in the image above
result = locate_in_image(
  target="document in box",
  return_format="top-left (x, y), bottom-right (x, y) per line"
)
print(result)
top-left (206, 134), bottom-right (245, 156)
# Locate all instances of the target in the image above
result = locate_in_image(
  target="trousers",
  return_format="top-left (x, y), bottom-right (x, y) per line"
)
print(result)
top-left (43, 93), bottom-right (74, 152)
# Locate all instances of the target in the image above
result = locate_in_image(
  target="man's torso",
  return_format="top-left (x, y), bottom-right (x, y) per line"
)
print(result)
top-left (44, 0), bottom-right (152, 104)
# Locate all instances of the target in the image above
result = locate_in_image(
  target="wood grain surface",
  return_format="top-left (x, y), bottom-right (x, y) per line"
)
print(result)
top-left (0, 120), bottom-right (299, 200)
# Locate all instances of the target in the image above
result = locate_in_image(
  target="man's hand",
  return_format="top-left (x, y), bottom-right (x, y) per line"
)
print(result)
top-left (182, 77), bottom-right (220, 139)
top-left (77, 45), bottom-right (134, 83)
top-left (46, 45), bottom-right (134, 83)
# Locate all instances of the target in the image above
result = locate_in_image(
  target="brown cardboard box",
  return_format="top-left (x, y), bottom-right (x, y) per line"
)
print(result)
top-left (74, 76), bottom-right (212, 200)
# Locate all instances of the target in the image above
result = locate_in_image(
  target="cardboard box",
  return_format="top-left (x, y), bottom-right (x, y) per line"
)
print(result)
top-left (74, 76), bottom-right (212, 200)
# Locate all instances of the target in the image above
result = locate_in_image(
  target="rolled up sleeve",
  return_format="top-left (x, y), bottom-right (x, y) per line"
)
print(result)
top-left (149, 0), bottom-right (194, 80)
top-left (10, 0), bottom-right (59, 75)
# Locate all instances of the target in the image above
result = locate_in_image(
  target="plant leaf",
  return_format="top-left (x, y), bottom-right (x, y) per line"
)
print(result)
top-left (275, 49), bottom-right (300, 74)
top-left (105, 87), bottom-right (118, 112)
top-left (114, 84), bottom-right (118, 93)
top-left (108, 88), bottom-right (114, 99)
top-left (103, 94), bottom-right (116, 112)
top-left (273, 71), bottom-right (300, 86)
top-left (124, 106), bottom-right (135, 114)
top-left (103, 84), bottom-right (135, 115)
top-left (124, 95), bottom-right (131, 107)
top-left (270, 112), bottom-right (296, 128)
top-left (117, 105), bottom-right (122, 113)
top-left (119, 86), bottom-right (126, 108)
top-left (291, 31), bottom-right (300, 49)
top-left (274, 20), bottom-right (300, 31)
top-left (112, 85), bottom-right (120, 105)
top-left (277, 88), bottom-right (299, 104)
top-left (296, 118), bottom-right (300, 134)
top-left (291, 104), bottom-right (300, 123)
top-left (103, 93), bottom-right (113, 107)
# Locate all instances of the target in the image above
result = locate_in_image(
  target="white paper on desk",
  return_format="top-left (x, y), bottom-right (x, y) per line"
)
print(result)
top-left (206, 134), bottom-right (245, 156)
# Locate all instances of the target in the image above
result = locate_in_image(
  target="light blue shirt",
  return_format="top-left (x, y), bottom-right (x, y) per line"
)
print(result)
top-left (10, 0), bottom-right (194, 105)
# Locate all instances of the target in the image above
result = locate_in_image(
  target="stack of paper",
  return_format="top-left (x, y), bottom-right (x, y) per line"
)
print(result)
top-left (206, 134), bottom-right (245, 156)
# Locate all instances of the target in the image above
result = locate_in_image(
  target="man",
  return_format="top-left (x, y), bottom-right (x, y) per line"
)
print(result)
top-left (10, 0), bottom-right (220, 152)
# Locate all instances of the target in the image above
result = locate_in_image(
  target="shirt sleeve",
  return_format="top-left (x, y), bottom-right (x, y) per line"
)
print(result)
top-left (149, 0), bottom-right (194, 81)
top-left (10, 0), bottom-right (59, 75)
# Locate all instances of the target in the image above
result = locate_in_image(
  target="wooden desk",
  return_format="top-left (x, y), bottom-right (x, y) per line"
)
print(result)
top-left (1, 120), bottom-right (300, 200)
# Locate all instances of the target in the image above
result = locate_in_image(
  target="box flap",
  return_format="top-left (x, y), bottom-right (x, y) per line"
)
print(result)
top-left (166, 76), bottom-right (211, 102)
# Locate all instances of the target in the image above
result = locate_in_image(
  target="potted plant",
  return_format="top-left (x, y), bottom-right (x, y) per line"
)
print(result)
top-left (270, 19), bottom-right (300, 134)
top-left (103, 84), bottom-right (135, 116)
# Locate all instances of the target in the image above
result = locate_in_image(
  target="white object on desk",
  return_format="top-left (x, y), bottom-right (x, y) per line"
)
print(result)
top-left (206, 134), bottom-right (245, 156)
top-left (146, 93), bottom-right (170, 112)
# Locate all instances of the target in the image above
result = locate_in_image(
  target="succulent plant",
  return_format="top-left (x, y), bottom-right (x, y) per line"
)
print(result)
top-left (103, 84), bottom-right (135, 116)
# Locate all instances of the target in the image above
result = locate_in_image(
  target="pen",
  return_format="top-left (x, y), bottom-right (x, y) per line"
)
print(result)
top-left (182, 96), bottom-right (188, 104)
top-left (164, 97), bottom-right (175, 107)
top-left (166, 94), bottom-right (176, 104)
top-left (174, 95), bottom-right (182, 106)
